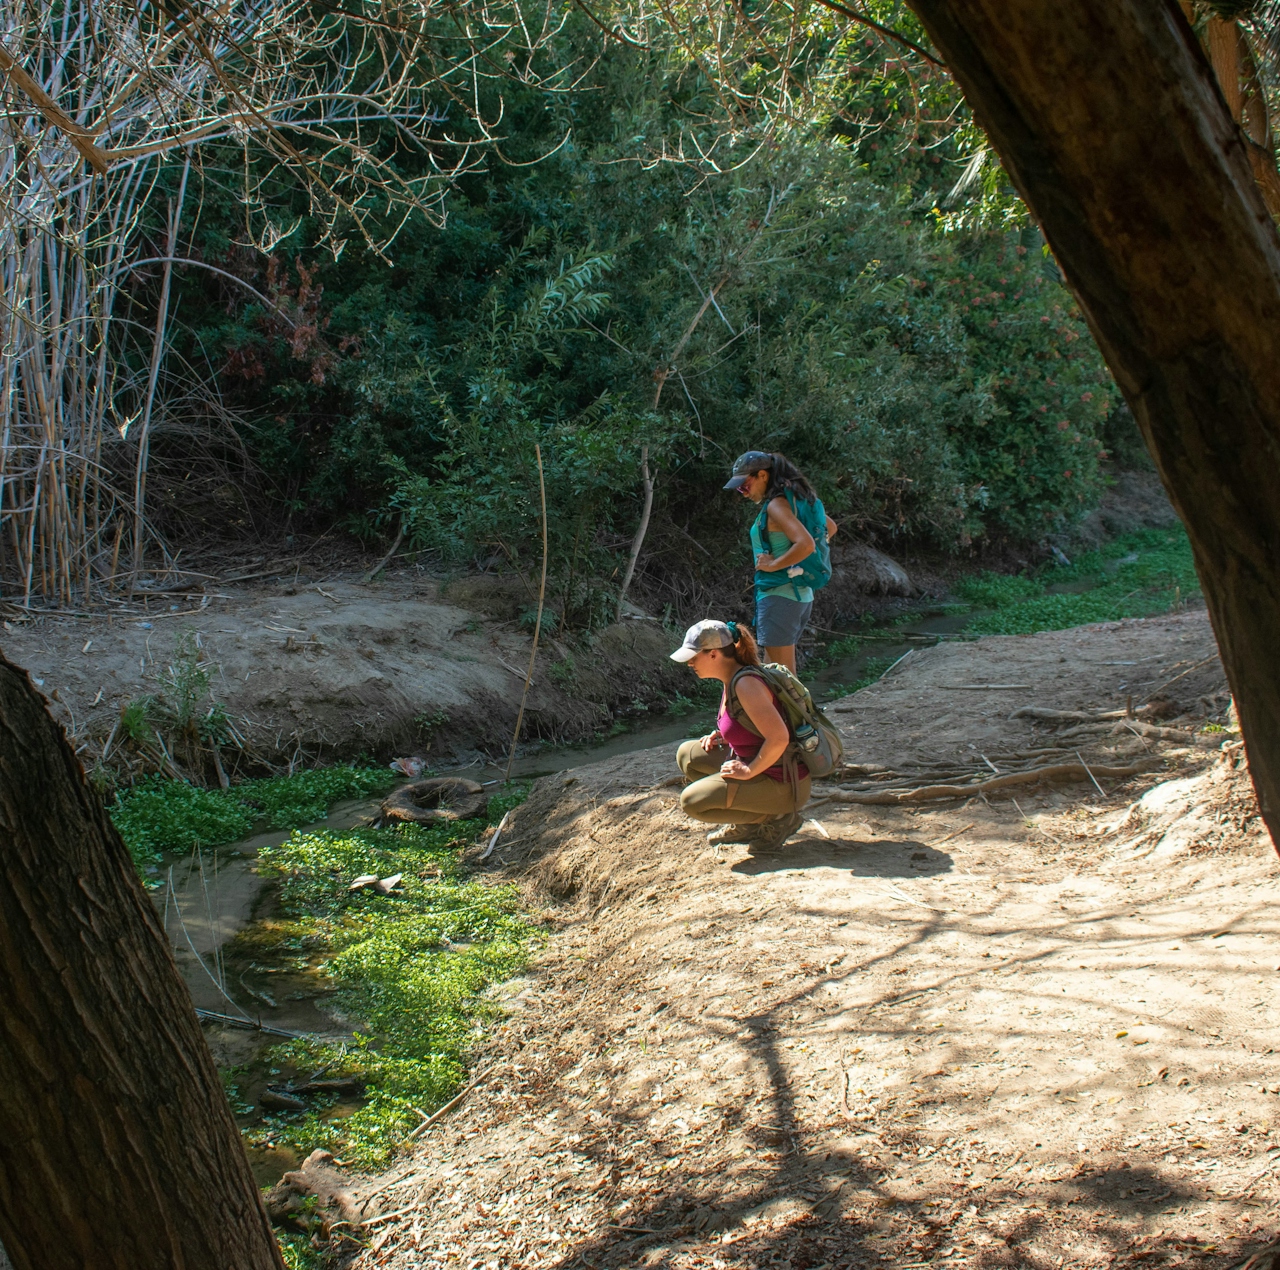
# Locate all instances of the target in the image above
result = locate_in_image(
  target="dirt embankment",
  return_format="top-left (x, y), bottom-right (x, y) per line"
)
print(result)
top-left (0, 571), bottom-right (689, 772)
top-left (0, 468), bottom-right (1180, 773)
top-left (345, 610), bottom-right (1280, 1270)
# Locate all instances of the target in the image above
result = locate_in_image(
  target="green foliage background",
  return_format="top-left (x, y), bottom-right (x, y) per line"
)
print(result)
top-left (154, 0), bottom-right (1125, 626)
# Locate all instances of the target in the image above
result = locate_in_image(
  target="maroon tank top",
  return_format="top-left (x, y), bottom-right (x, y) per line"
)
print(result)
top-left (717, 676), bottom-right (807, 782)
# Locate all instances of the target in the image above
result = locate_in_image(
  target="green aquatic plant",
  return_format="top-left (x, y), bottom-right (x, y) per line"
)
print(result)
top-left (110, 780), bottom-right (256, 868)
top-left (246, 792), bottom-right (534, 1170)
top-left (236, 767), bottom-right (396, 829)
top-left (955, 526), bottom-right (1198, 636)
top-left (110, 766), bottom-right (397, 867)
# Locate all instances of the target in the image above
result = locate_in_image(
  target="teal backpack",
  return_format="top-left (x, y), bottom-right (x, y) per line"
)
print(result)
top-left (753, 491), bottom-right (832, 593)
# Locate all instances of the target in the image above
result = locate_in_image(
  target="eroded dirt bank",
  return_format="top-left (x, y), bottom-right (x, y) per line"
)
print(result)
top-left (348, 611), bottom-right (1280, 1270)
top-left (0, 571), bottom-right (688, 769)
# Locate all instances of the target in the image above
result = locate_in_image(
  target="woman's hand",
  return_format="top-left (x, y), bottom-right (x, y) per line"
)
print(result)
top-left (755, 552), bottom-right (780, 572)
top-left (700, 730), bottom-right (723, 752)
top-left (720, 758), bottom-right (754, 780)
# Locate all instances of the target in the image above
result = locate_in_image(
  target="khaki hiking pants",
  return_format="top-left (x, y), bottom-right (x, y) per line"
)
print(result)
top-left (676, 739), bottom-right (811, 826)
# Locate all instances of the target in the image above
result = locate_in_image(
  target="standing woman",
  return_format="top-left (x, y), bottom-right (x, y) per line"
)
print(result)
top-left (723, 451), bottom-right (837, 672)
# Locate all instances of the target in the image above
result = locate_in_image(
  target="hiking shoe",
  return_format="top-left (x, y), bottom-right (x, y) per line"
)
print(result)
top-left (707, 823), bottom-right (764, 846)
top-left (749, 811), bottom-right (803, 851)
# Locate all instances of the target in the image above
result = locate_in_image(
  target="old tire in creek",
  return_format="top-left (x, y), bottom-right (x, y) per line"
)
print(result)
top-left (380, 777), bottom-right (487, 825)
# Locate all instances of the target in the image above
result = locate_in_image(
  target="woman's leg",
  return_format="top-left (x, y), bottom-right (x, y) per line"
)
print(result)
top-left (765, 644), bottom-right (797, 673)
top-left (677, 739), bottom-right (730, 779)
top-left (728, 773), bottom-right (811, 820)
top-left (680, 772), bottom-right (811, 826)
top-left (755, 596), bottom-right (813, 673)
top-left (681, 774), bottom-right (769, 825)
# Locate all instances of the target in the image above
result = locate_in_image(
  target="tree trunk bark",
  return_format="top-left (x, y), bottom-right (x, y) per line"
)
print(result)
top-left (904, 0), bottom-right (1280, 853)
top-left (0, 653), bottom-right (284, 1269)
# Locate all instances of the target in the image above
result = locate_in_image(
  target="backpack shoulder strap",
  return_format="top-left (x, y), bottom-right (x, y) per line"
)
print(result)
top-left (727, 665), bottom-right (770, 736)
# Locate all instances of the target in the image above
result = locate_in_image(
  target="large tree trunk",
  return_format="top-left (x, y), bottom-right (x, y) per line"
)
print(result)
top-left (904, 0), bottom-right (1280, 852)
top-left (0, 652), bottom-right (284, 1269)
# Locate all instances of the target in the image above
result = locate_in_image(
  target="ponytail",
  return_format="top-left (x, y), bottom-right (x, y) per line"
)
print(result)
top-left (764, 452), bottom-right (817, 504)
top-left (725, 620), bottom-right (761, 667)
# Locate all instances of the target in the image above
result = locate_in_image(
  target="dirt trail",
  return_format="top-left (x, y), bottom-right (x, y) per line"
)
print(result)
top-left (0, 572), bottom-right (685, 768)
top-left (349, 611), bottom-right (1280, 1270)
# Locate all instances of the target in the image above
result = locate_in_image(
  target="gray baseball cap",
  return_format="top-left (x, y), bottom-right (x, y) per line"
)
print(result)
top-left (669, 619), bottom-right (735, 663)
top-left (723, 451), bottom-right (773, 491)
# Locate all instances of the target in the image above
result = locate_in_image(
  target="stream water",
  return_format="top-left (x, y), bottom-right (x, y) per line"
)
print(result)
top-left (161, 603), bottom-right (977, 1183)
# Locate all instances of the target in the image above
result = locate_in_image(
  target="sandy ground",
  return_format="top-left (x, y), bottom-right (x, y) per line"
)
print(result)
top-left (0, 572), bottom-right (685, 769)
top-left (342, 610), bottom-right (1280, 1270)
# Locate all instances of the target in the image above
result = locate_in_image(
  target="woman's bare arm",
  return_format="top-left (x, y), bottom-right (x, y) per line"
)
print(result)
top-left (728, 675), bottom-right (790, 776)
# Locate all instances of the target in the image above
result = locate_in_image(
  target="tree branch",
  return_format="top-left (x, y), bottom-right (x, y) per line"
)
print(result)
top-left (0, 43), bottom-right (111, 173)
top-left (810, 0), bottom-right (944, 67)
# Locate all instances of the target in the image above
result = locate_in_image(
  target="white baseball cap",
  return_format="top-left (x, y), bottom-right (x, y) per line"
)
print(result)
top-left (670, 619), bottom-right (736, 663)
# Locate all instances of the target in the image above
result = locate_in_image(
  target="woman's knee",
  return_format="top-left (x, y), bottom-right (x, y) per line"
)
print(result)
top-left (680, 778), bottom-right (724, 820)
top-left (676, 739), bottom-right (706, 776)
top-left (678, 740), bottom-right (726, 778)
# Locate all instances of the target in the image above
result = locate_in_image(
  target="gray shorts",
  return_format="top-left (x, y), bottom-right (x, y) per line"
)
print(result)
top-left (755, 593), bottom-right (813, 648)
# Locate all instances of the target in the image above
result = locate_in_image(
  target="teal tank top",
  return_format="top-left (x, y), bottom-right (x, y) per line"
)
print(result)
top-left (750, 518), bottom-right (814, 603)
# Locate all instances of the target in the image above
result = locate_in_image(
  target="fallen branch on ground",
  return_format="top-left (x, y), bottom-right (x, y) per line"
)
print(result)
top-left (362, 523), bottom-right (405, 582)
top-left (408, 1064), bottom-right (493, 1139)
top-left (478, 811), bottom-right (511, 861)
top-left (1010, 706), bottom-right (1128, 723)
top-left (819, 759), bottom-right (1158, 804)
top-left (193, 1008), bottom-right (305, 1038)
top-left (1144, 654), bottom-right (1221, 698)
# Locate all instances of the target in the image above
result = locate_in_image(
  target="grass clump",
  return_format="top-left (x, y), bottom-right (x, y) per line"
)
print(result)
top-left (955, 526), bottom-right (1198, 636)
top-left (110, 766), bottom-right (396, 868)
top-left (245, 789), bottom-right (534, 1170)
top-left (277, 1233), bottom-right (324, 1270)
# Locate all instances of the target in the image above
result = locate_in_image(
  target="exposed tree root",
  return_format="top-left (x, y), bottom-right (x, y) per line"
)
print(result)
top-left (819, 758), bottom-right (1159, 804)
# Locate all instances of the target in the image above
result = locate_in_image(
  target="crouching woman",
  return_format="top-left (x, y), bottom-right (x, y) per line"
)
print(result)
top-left (670, 619), bottom-right (809, 849)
